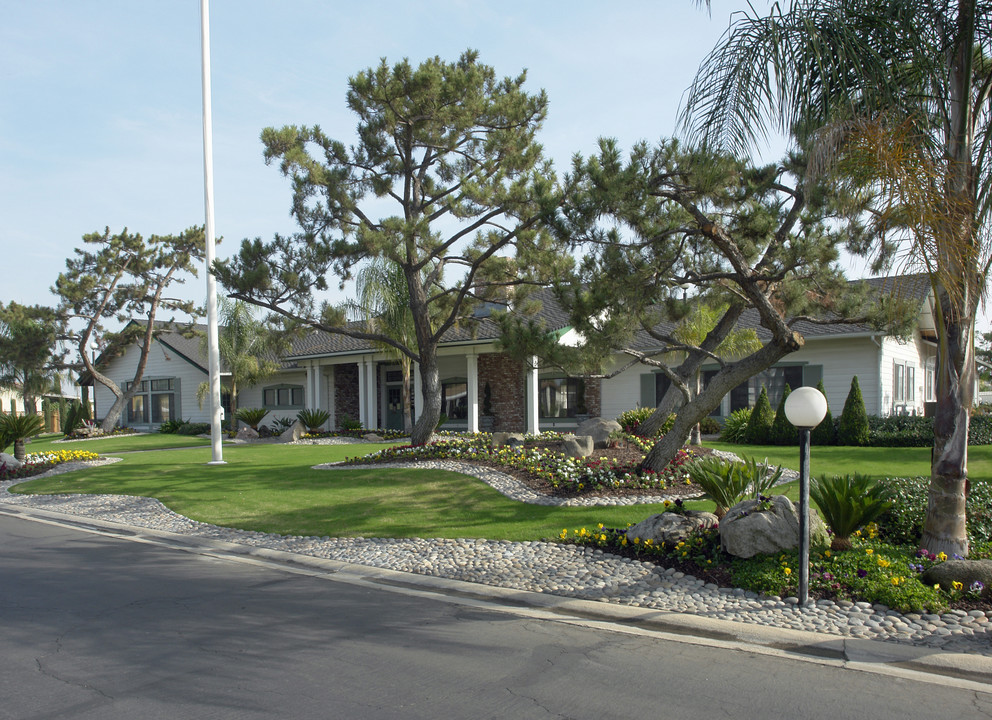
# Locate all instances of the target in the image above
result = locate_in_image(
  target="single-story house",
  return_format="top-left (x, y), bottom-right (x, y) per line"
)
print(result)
top-left (88, 274), bottom-right (945, 434)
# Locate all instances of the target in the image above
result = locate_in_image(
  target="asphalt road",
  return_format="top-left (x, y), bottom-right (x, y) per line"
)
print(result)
top-left (1, 513), bottom-right (991, 720)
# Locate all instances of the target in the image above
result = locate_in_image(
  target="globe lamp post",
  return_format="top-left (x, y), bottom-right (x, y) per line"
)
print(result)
top-left (784, 386), bottom-right (828, 608)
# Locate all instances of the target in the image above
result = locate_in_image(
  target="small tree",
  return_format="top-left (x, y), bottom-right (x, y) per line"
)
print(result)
top-left (744, 386), bottom-right (774, 445)
top-left (838, 376), bottom-right (870, 446)
top-left (811, 378), bottom-right (835, 446)
top-left (54, 226), bottom-right (204, 432)
top-left (0, 302), bottom-right (63, 415)
top-left (0, 412), bottom-right (45, 463)
top-left (769, 384), bottom-right (795, 446)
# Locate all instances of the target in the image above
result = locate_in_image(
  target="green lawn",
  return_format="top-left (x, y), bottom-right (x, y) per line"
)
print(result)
top-left (25, 432), bottom-right (211, 454)
top-left (13, 435), bottom-right (991, 542)
top-left (11, 442), bottom-right (674, 541)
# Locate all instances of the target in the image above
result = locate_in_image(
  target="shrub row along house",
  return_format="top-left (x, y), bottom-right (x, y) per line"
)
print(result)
top-left (87, 274), bottom-right (943, 435)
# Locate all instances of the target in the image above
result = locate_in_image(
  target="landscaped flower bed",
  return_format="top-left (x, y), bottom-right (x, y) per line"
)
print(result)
top-left (559, 521), bottom-right (989, 613)
top-left (348, 432), bottom-right (696, 495)
top-left (0, 449), bottom-right (101, 481)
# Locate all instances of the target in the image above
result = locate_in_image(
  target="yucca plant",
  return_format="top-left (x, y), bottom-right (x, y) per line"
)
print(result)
top-left (719, 408), bottom-right (752, 443)
top-left (234, 407), bottom-right (269, 431)
top-left (686, 456), bottom-right (783, 519)
top-left (0, 412), bottom-right (46, 462)
top-left (810, 473), bottom-right (894, 551)
top-left (297, 408), bottom-right (331, 433)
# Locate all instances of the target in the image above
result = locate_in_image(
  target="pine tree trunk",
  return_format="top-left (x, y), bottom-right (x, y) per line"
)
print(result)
top-left (411, 351), bottom-right (441, 445)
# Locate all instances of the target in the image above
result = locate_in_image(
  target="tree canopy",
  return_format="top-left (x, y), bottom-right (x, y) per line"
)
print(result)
top-left (499, 139), bottom-right (915, 471)
top-left (0, 302), bottom-right (62, 414)
top-left (681, 0), bottom-right (992, 555)
top-left (54, 226), bottom-right (204, 431)
top-left (214, 50), bottom-right (563, 444)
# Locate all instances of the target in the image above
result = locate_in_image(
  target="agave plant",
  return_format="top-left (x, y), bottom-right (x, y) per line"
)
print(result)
top-left (810, 473), bottom-right (894, 551)
top-left (297, 408), bottom-right (331, 433)
top-left (686, 455), bottom-right (784, 518)
top-left (234, 407), bottom-right (269, 431)
top-left (0, 412), bottom-right (46, 462)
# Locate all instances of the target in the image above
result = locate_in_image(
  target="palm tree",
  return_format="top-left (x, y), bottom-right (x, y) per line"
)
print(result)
top-left (682, 0), bottom-right (992, 556)
top-left (0, 412), bottom-right (45, 463)
top-left (198, 298), bottom-right (283, 431)
top-left (350, 259), bottom-right (422, 433)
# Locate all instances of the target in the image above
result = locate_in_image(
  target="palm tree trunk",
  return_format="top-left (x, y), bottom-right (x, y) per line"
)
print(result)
top-left (13, 438), bottom-right (25, 463)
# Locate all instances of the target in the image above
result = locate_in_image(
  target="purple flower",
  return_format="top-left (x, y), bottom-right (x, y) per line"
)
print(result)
top-left (857, 569), bottom-right (868, 578)
top-left (953, 553), bottom-right (964, 561)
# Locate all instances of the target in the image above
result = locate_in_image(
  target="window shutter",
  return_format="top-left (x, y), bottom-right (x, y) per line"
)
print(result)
top-left (640, 373), bottom-right (656, 408)
top-left (802, 365), bottom-right (823, 388)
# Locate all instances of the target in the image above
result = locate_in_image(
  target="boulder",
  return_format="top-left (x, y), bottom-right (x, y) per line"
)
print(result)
top-left (920, 559), bottom-right (992, 598)
top-left (258, 425), bottom-right (273, 438)
top-left (492, 432), bottom-right (525, 448)
top-left (0, 452), bottom-right (22, 471)
top-left (574, 417), bottom-right (622, 448)
top-left (719, 495), bottom-right (828, 559)
top-left (563, 434), bottom-right (594, 458)
top-left (279, 419), bottom-right (306, 443)
top-left (363, 433), bottom-right (385, 442)
top-left (626, 510), bottom-right (719, 545)
top-left (235, 425), bottom-right (259, 442)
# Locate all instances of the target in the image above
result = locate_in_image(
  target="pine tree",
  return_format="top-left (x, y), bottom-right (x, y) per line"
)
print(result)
top-left (744, 386), bottom-right (774, 445)
top-left (769, 384), bottom-right (796, 445)
top-left (838, 376), bottom-right (870, 446)
top-left (811, 378), bottom-right (835, 446)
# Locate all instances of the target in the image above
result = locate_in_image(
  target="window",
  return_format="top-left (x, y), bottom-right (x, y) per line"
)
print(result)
top-left (925, 358), bottom-right (936, 402)
top-left (906, 365), bottom-right (916, 402)
top-left (441, 380), bottom-right (468, 419)
top-left (124, 378), bottom-right (177, 425)
top-left (893, 362), bottom-right (905, 403)
top-left (263, 384), bottom-right (304, 409)
top-left (539, 377), bottom-right (584, 418)
top-left (729, 365), bottom-right (804, 413)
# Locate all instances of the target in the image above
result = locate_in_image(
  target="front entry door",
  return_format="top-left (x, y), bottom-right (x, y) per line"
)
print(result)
top-left (385, 386), bottom-right (403, 430)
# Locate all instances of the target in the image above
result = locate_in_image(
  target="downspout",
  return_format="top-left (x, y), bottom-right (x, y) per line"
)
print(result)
top-left (871, 334), bottom-right (884, 416)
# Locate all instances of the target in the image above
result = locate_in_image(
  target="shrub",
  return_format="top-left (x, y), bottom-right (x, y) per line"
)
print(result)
top-left (177, 422), bottom-right (210, 435)
top-left (235, 407), bottom-right (269, 430)
top-left (811, 379), bottom-right (835, 446)
top-left (744, 386), bottom-right (773, 445)
top-left (686, 456), bottom-right (783, 518)
top-left (616, 407), bottom-right (675, 437)
top-left (719, 408), bottom-right (751, 443)
top-left (340, 416), bottom-right (363, 432)
top-left (158, 418), bottom-right (189, 434)
top-left (61, 401), bottom-right (87, 436)
top-left (769, 384), bottom-right (796, 445)
top-left (867, 415), bottom-right (932, 447)
top-left (297, 408), bottom-right (331, 432)
top-left (698, 416), bottom-right (721, 435)
top-left (810, 473), bottom-right (895, 550)
top-left (876, 476), bottom-right (992, 548)
top-left (837, 376), bottom-right (870, 446)
top-left (270, 416), bottom-right (294, 433)
top-left (0, 413), bottom-right (45, 462)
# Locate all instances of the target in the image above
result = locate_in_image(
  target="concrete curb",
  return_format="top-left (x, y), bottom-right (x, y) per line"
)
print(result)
top-left (2, 501), bottom-right (990, 689)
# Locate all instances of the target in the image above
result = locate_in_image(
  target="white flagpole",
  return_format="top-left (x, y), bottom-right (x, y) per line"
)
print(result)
top-left (200, 0), bottom-right (225, 464)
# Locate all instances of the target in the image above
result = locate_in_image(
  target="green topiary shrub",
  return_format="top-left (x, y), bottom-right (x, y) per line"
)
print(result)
top-left (769, 384), bottom-right (796, 445)
top-left (811, 379), bottom-right (835, 446)
top-left (838, 376), bottom-right (870, 446)
top-left (719, 408), bottom-right (751, 443)
top-left (744, 386), bottom-right (773, 445)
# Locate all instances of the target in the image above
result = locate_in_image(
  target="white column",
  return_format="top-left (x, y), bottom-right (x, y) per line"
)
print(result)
top-left (526, 356), bottom-right (539, 434)
top-left (365, 358), bottom-right (378, 430)
top-left (467, 352), bottom-right (479, 433)
top-left (413, 362), bottom-right (423, 423)
top-left (357, 360), bottom-right (367, 428)
top-left (306, 361), bottom-right (317, 411)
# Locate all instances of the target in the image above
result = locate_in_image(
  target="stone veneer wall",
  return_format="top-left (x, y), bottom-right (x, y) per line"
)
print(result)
top-left (333, 363), bottom-right (360, 429)
top-left (584, 376), bottom-right (602, 418)
top-left (478, 352), bottom-right (526, 432)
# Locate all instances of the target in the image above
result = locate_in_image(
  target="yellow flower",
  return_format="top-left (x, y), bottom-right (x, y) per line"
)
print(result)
top-left (783, 567), bottom-right (792, 576)
top-left (937, 552), bottom-right (948, 562)
top-left (952, 580), bottom-right (963, 591)
top-left (824, 550), bottom-right (831, 558)
top-left (865, 548), bottom-right (874, 555)
top-left (891, 577), bottom-right (903, 586)
top-left (877, 558), bottom-right (890, 568)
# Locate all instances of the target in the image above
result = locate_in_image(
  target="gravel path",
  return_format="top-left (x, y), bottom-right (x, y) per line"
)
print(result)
top-left (2, 448), bottom-right (989, 656)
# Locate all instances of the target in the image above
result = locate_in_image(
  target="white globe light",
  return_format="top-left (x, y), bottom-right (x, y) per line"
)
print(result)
top-left (784, 386), bottom-right (828, 428)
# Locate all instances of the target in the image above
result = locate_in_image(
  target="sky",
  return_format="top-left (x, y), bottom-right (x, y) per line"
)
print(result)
top-left (2, 1), bottom-right (982, 330)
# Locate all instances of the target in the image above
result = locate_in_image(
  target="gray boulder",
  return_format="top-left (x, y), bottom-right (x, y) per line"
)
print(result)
top-left (626, 510), bottom-right (719, 545)
top-left (920, 559), bottom-right (992, 598)
top-left (0, 452), bottom-right (22, 471)
top-left (279, 419), bottom-right (306, 443)
top-left (362, 433), bottom-right (385, 442)
top-left (235, 425), bottom-right (259, 442)
top-left (563, 434), bottom-right (594, 458)
top-left (574, 417), bottom-right (622, 448)
top-left (720, 495), bottom-right (828, 558)
top-left (492, 432), bottom-right (525, 448)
